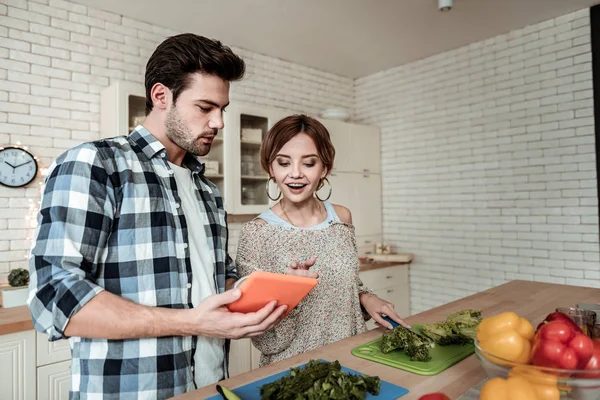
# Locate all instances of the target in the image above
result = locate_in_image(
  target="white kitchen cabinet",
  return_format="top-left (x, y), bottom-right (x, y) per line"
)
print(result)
top-left (100, 85), bottom-right (382, 219)
top-left (318, 119), bottom-right (380, 174)
top-left (0, 330), bottom-right (36, 400)
top-left (228, 338), bottom-right (263, 378)
top-left (228, 338), bottom-right (253, 377)
top-left (37, 361), bottom-right (70, 400)
top-left (36, 333), bottom-right (70, 367)
top-left (353, 173), bottom-right (382, 237)
top-left (328, 172), bottom-right (382, 239)
top-left (100, 81), bottom-right (146, 139)
top-left (318, 119), bottom-right (353, 173)
top-left (221, 103), bottom-right (286, 215)
top-left (350, 124), bottom-right (381, 174)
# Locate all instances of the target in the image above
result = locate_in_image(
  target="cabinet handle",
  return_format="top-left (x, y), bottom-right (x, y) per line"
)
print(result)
top-left (386, 276), bottom-right (393, 279)
top-left (364, 240), bottom-right (372, 244)
top-left (387, 289), bottom-right (394, 293)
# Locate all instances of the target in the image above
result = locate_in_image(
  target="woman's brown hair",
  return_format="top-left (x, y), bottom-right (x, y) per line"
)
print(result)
top-left (260, 114), bottom-right (336, 182)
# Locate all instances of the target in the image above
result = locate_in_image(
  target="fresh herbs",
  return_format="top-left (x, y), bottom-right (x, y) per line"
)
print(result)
top-left (421, 309), bottom-right (482, 346)
top-left (378, 309), bottom-right (483, 362)
top-left (380, 326), bottom-right (434, 361)
top-left (260, 360), bottom-right (380, 400)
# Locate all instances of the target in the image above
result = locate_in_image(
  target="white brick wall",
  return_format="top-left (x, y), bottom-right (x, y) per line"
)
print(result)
top-left (355, 8), bottom-right (599, 315)
top-left (0, 0), bottom-right (354, 282)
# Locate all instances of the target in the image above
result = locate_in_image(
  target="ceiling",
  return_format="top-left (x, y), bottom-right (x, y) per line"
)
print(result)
top-left (72, 0), bottom-right (600, 78)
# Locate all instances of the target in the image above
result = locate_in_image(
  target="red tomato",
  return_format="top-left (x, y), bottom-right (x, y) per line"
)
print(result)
top-left (582, 340), bottom-right (600, 379)
top-left (532, 320), bottom-right (594, 369)
top-left (418, 394), bottom-right (451, 400)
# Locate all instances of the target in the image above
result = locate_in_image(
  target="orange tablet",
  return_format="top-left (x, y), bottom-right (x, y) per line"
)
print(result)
top-left (227, 271), bottom-right (318, 318)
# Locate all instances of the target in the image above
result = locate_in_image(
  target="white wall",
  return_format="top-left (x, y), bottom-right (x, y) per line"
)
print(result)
top-left (1, 1), bottom-right (598, 317)
top-left (0, 0), bottom-right (354, 283)
top-left (355, 8), bottom-right (599, 314)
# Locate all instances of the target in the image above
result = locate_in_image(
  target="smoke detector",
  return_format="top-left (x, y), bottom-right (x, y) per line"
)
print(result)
top-left (439, 0), bottom-right (452, 11)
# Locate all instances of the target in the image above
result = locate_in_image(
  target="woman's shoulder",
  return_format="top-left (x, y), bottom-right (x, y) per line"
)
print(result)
top-left (330, 203), bottom-right (352, 224)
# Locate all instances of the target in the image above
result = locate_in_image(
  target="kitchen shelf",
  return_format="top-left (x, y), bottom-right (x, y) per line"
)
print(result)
top-left (240, 140), bottom-right (262, 147)
top-left (241, 175), bottom-right (268, 181)
top-left (205, 174), bottom-right (224, 179)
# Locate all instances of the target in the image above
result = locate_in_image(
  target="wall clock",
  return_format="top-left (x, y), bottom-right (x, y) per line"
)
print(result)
top-left (0, 146), bottom-right (39, 188)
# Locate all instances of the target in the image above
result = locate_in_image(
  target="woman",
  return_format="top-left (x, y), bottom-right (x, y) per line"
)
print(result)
top-left (235, 114), bottom-right (409, 366)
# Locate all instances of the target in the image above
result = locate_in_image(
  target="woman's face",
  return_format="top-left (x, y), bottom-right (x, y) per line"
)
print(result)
top-left (270, 133), bottom-right (327, 204)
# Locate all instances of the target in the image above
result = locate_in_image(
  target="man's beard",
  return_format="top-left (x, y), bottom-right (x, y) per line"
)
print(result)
top-left (165, 106), bottom-right (216, 157)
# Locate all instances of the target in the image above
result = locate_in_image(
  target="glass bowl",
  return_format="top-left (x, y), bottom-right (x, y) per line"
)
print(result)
top-left (474, 339), bottom-right (600, 400)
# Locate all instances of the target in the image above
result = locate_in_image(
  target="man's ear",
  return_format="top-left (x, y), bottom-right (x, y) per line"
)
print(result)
top-left (150, 83), bottom-right (170, 111)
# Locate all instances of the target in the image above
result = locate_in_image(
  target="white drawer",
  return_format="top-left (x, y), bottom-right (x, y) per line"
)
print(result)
top-left (355, 235), bottom-right (382, 256)
top-left (359, 265), bottom-right (408, 291)
top-left (37, 360), bottom-right (71, 400)
top-left (36, 332), bottom-right (71, 367)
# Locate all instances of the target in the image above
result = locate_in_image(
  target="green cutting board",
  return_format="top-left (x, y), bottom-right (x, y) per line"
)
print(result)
top-left (351, 324), bottom-right (475, 376)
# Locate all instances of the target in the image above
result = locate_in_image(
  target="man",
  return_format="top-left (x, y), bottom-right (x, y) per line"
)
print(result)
top-left (28, 33), bottom-right (316, 399)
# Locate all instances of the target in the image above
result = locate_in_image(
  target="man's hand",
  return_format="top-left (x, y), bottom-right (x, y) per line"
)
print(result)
top-left (192, 289), bottom-right (287, 339)
top-left (360, 292), bottom-right (410, 329)
top-left (287, 256), bottom-right (319, 279)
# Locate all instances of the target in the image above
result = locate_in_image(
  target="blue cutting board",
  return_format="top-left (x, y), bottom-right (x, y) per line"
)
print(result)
top-left (205, 360), bottom-right (409, 399)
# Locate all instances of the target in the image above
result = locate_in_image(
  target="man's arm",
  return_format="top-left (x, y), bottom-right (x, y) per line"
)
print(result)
top-left (64, 287), bottom-right (287, 340)
top-left (28, 143), bottom-right (114, 340)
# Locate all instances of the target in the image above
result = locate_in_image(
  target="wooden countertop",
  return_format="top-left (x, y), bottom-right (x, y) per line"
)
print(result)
top-left (0, 305), bottom-right (33, 335)
top-left (359, 260), bottom-right (411, 272)
top-left (178, 280), bottom-right (600, 400)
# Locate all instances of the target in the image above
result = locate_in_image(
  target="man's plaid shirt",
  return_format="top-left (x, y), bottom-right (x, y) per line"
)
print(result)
top-left (28, 126), bottom-right (238, 399)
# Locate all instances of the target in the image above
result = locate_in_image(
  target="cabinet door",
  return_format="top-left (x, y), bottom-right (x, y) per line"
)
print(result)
top-left (376, 285), bottom-right (410, 318)
top-left (228, 338), bottom-right (252, 377)
top-left (37, 332), bottom-right (71, 367)
top-left (353, 173), bottom-right (382, 237)
top-left (100, 81), bottom-right (145, 138)
top-left (223, 104), bottom-right (281, 214)
top-left (350, 124), bottom-right (381, 174)
top-left (0, 330), bottom-right (36, 400)
top-left (37, 361), bottom-right (71, 400)
top-left (327, 172), bottom-right (357, 215)
top-left (250, 343), bottom-right (261, 370)
top-left (319, 119), bottom-right (353, 173)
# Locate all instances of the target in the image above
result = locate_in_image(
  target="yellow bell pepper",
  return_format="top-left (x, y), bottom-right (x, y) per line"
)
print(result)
top-left (508, 366), bottom-right (560, 400)
top-left (476, 312), bottom-right (535, 364)
top-left (480, 375), bottom-right (559, 400)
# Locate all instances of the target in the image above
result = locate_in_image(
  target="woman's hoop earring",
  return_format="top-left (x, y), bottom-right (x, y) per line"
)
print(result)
top-left (315, 177), bottom-right (332, 201)
top-left (265, 177), bottom-right (282, 201)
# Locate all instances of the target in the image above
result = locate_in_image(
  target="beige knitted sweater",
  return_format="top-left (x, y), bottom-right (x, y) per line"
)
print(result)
top-left (235, 220), bottom-right (371, 366)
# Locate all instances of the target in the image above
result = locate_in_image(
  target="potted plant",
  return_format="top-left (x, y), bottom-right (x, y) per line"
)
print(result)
top-left (1, 268), bottom-right (30, 308)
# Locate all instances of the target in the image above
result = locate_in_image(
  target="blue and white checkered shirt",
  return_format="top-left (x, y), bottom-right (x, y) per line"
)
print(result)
top-left (28, 126), bottom-right (238, 399)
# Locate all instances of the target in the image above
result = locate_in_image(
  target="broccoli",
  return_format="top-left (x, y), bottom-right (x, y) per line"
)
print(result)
top-left (380, 327), bottom-right (433, 362)
top-left (420, 309), bottom-right (482, 346)
top-left (260, 360), bottom-right (380, 400)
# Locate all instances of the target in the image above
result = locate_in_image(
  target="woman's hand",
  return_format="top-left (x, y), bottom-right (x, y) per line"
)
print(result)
top-left (359, 292), bottom-right (410, 329)
top-left (287, 257), bottom-right (319, 279)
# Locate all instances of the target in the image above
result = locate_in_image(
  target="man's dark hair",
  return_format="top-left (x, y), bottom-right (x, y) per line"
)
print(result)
top-left (144, 33), bottom-right (245, 114)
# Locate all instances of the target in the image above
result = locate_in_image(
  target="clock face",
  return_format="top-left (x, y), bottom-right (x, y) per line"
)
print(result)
top-left (0, 146), bottom-right (38, 188)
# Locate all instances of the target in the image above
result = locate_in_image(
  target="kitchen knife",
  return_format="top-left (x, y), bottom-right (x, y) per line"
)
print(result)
top-left (382, 315), bottom-right (433, 344)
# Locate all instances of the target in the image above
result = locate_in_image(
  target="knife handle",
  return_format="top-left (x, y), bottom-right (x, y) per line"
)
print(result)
top-left (382, 315), bottom-right (400, 328)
